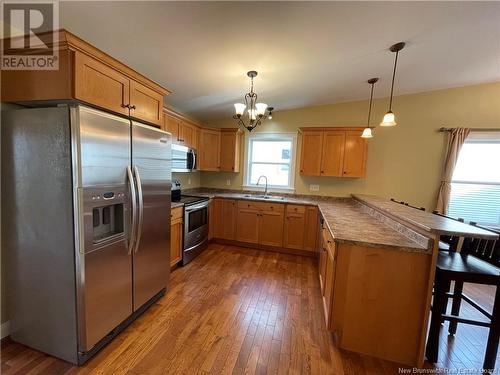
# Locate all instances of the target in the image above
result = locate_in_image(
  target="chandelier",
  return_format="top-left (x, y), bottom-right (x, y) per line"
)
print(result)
top-left (233, 71), bottom-right (274, 132)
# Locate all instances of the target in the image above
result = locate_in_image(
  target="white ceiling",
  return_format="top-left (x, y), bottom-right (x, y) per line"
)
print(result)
top-left (60, 1), bottom-right (500, 122)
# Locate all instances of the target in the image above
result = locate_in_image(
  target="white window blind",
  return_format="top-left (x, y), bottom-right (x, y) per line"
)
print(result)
top-left (448, 132), bottom-right (500, 227)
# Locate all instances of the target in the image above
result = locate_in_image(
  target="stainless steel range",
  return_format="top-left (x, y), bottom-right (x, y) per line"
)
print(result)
top-left (180, 196), bottom-right (209, 264)
top-left (171, 182), bottom-right (209, 265)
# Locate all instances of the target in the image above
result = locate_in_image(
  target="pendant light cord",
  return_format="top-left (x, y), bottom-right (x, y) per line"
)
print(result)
top-left (388, 50), bottom-right (399, 111)
top-left (367, 82), bottom-right (375, 128)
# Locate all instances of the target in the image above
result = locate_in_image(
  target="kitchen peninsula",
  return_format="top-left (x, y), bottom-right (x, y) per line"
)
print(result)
top-left (171, 188), bottom-right (497, 366)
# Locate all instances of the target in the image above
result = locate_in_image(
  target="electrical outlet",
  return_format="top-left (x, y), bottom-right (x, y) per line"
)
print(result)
top-left (188, 178), bottom-right (191, 185)
top-left (309, 184), bottom-right (320, 192)
top-left (226, 179), bottom-right (231, 186)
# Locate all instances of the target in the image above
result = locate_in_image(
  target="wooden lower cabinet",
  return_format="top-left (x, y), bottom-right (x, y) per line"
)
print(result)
top-left (284, 205), bottom-right (318, 251)
top-left (304, 207), bottom-right (319, 251)
top-left (170, 207), bottom-right (183, 267)
top-left (259, 210), bottom-right (284, 247)
top-left (236, 208), bottom-right (260, 244)
top-left (213, 198), bottom-right (236, 240)
top-left (318, 223), bottom-right (433, 366)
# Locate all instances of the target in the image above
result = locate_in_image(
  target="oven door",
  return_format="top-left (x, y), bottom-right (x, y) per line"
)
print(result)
top-left (184, 202), bottom-right (209, 250)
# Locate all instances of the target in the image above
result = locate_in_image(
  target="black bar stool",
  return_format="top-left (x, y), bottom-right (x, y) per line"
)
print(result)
top-left (425, 225), bottom-right (500, 371)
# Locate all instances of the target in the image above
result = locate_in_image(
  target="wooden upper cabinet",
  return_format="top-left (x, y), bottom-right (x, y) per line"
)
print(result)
top-left (320, 131), bottom-right (345, 177)
top-left (300, 131), bottom-right (323, 175)
top-left (299, 127), bottom-right (367, 178)
top-left (129, 80), bottom-right (163, 126)
top-left (163, 113), bottom-right (180, 141)
top-left (1, 30), bottom-right (169, 127)
top-left (343, 130), bottom-right (367, 177)
top-left (219, 129), bottom-right (242, 172)
top-left (199, 128), bottom-right (221, 171)
top-left (74, 51), bottom-right (130, 116)
top-left (179, 121), bottom-right (198, 149)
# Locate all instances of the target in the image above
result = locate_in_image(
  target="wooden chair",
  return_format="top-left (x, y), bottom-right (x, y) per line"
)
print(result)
top-left (425, 225), bottom-right (500, 371)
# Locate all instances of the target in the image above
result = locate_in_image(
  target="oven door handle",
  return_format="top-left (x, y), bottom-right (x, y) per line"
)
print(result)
top-left (185, 202), bottom-right (208, 212)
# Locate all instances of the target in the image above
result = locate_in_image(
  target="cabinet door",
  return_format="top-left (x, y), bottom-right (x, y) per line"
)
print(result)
top-left (74, 51), bottom-right (130, 116)
top-left (164, 114), bottom-right (180, 142)
top-left (299, 131), bottom-right (323, 176)
top-left (212, 199), bottom-right (225, 239)
top-left (208, 200), bottom-right (214, 241)
top-left (219, 130), bottom-right (240, 172)
top-left (284, 212), bottom-right (306, 250)
top-left (129, 80), bottom-right (164, 126)
top-left (236, 209), bottom-right (260, 244)
top-left (179, 121), bottom-right (196, 148)
top-left (303, 207), bottom-right (319, 251)
top-left (321, 131), bottom-right (345, 177)
top-left (259, 211), bottom-right (284, 247)
top-left (199, 129), bottom-right (221, 171)
top-left (343, 130), bottom-right (367, 177)
top-left (319, 244), bottom-right (327, 294)
top-left (222, 199), bottom-right (237, 240)
top-left (170, 217), bottom-right (183, 267)
top-left (323, 242), bottom-right (337, 328)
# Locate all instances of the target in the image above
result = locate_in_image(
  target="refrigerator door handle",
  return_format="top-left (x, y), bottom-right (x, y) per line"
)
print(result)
top-left (127, 166), bottom-right (138, 255)
top-left (133, 165), bottom-right (144, 253)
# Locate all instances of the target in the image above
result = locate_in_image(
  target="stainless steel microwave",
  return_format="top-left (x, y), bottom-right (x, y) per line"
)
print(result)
top-left (172, 144), bottom-right (197, 172)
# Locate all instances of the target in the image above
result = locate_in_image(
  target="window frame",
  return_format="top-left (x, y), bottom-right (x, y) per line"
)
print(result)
top-left (242, 132), bottom-right (297, 192)
top-left (448, 131), bottom-right (500, 227)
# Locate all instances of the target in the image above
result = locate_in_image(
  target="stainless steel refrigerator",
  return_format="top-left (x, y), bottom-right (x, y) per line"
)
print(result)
top-left (1, 105), bottom-right (171, 364)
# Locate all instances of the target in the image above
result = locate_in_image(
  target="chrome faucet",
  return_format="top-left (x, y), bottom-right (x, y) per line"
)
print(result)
top-left (256, 175), bottom-right (268, 196)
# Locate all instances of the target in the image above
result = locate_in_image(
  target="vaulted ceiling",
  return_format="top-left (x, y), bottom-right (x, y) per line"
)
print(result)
top-left (60, 1), bottom-right (500, 122)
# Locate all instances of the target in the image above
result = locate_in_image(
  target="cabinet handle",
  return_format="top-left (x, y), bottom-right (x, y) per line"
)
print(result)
top-left (321, 171), bottom-right (324, 174)
top-left (121, 103), bottom-right (129, 108)
top-left (129, 105), bottom-right (136, 110)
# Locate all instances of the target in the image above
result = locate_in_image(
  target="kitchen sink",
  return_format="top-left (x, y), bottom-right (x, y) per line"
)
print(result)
top-left (243, 194), bottom-right (286, 200)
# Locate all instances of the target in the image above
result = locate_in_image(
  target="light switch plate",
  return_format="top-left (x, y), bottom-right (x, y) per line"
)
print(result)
top-left (309, 184), bottom-right (320, 192)
top-left (226, 179), bottom-right (231, 186)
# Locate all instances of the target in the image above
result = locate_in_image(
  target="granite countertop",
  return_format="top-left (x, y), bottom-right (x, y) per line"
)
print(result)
top-left (185, 189), bottom-right (429, 252)
top-left (171, 202), bottom-right (184, 209)
top-left (353, 194), bottom-right (498, 240)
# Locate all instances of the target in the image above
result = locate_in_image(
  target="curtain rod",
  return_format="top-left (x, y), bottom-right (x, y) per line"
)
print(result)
top-left (439, 127), bottom-right (500, 132)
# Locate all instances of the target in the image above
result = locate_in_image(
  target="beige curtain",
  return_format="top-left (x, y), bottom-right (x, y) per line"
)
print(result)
top-left (436, 128), bottom-right (470, 214)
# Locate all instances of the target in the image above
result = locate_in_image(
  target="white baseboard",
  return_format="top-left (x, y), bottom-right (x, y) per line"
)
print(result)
top-left (1, 321), bottom-right (10, 339)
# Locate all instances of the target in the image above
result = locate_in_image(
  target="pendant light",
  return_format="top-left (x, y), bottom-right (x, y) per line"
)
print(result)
top-left (380, 42), bottom-right (405, 127)
top-left (361, 78), bottom-right (378, 139)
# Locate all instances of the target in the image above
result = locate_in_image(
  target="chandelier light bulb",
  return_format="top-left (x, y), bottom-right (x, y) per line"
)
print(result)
top-left (234, 103), bottom-right (246, 116)
top-left (248, 108), bottom-right (257, 121)
top-left (255, 103), bottom-right (268, 116)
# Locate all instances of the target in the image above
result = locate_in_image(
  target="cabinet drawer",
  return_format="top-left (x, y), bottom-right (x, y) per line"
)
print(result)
top-left (259, 202), bottom-right (285, 213)
top-left (171, 207), bottom-right (183, 221)
top-left (286, 204), bottom-right (305, 214)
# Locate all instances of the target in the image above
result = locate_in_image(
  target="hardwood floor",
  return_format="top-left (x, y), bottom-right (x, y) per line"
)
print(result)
top-left (1, 244), bottom-right (497, 374)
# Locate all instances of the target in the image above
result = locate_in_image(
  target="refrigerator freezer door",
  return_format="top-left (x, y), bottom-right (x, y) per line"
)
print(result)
top-left (131, 121), bottom-right (171, 310)
top-left (75, 106), bottom-right (133, 351)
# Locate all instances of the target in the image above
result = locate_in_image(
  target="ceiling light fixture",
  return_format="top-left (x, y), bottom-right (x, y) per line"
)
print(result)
top-left (361, 77), bottom-right (379, 139)
top-left (233, 71), bottom-right (273, 132)
top-left (380, 42), bottom-right (405, 127)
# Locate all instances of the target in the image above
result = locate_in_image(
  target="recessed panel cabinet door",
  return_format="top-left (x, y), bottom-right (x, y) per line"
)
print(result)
top-left (130, 80), bottom-right (164, 126)
top-left (284, 213), bottom-right (305, 249)
top-left (222, 199), bottom-right (237, 240)
top-left (303, 207), bottom-right (319, 251)
top-left (163, 114), bottom-right (180, 142)
top-left (199, 129), bottom-right (221, 171)
top-left (343, 130), bottom-right (367, 177)
top-left (321, 131), bottom-right (345, 176)
top-left (236, 209), bottom-right (260, 244)
top-left (170, 217), bottom-right (182, 267)
top-left (74, 52), bottom-right (130, 116)
top-left (259, 211), bottom-right (284, 247)
top-left (300, 131), bottom-right (323, 176)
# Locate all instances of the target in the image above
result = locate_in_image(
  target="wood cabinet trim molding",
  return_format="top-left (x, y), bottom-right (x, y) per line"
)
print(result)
top-left (298, 126), bottom-right (366, 132)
